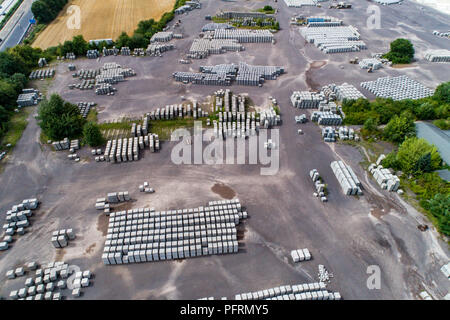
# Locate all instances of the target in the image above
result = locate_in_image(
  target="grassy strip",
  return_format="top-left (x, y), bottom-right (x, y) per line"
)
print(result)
top-left (0, 0), bottom-right (25, 31)
top-left (23, 23), bottom-right (46, 45)
top-left (1, 107), bottom-right (32, 148)
top-left (256, 8), bottom-right (275, 14)
top-left (433, 118), bottom-right (450, 130)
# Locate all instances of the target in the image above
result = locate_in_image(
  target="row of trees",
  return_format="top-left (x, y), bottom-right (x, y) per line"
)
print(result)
top-left (31, 0), bottom-right (69, 24)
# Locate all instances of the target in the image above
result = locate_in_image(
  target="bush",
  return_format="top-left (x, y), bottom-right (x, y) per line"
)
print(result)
top-left (383, 38), bottom-right (414, 64)
top-left (83, 122), bottom-right (104, 147)
top-left (434, 82), bottom-right (450, 103)
top-left (423, 193), bottom-right (449, 236)
top-left (37, 94), bottom-right (86, 140)
top-left (396, 137), bottom-right (441, 175)
top-left (382, 114), bottom-right (415, 143)
top-left (433, 119), bottom-right (450, 130)
top-left (381, 152), bottom-right (400, 170)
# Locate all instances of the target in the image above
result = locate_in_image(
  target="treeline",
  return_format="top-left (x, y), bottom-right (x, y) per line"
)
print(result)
top-left (0, 47), bottom-right (41, 141)
top-left (31, 0), bottom-right (69, 24)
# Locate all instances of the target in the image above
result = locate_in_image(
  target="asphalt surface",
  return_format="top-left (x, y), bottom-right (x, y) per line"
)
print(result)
top-left (0, 0), bottom-right (35, 52)
top-left (0, 0), bottom-right (449, 300)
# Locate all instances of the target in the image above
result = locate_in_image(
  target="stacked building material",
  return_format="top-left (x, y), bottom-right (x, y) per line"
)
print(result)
top-left (101, 199), bottom-right (246, 265)
top-left (29, 69), bottom-right (55, 80)
top-left (16, 89), bottom-right (40, 107)
top-left (322, 83), bottom-right (366, 101)
top-left (368, 154), bottom-right (400, 192)
top-left (311, 111), bottom-right (342, 125)
top-left (284, 0), bottom-right (319, 7)
top-left (66, 52), bottom-right (76, 60)
top-left (295, 114), bottom-right (308, 123)
top-left (337, 126), bottom-right (359, 141)
top-left (95, 83), bottom-right (115, 95)
top-left (102, 46), bottom-right (119, 56)
top-left (51, 229), bottom-right (76, 248)
top-left (139, 181), bottom-right (155, 193)
top-left (76, 102), bottom-right (96, 118)
top-left (76, 68), bottom-right (100, 79)
top-left (133, 48), bottom-right (146, 56)
top-left (188, 39), bottom-right (243, 59)
top-left (306, 16), bottom-right (343, 27)
top-left (175, 0), bottom-right (201, 14)
top-left (215, 11), bottom-right (270, 20)
top-left (52, 138), bottom-right (70, 151)
top-left (1, 199), bottom-right (39, 251)
top-left (146, 43), bottom-right (175, 56)
top-left (227, 281), bottom-right (342, 300)
top-left (360, 75), bottom-right (434, 100)
top-left (300, 24), bottom-right (366, 53)
top-left (330, 160), bottom-right (363, 195)
top-left (359, 58), bottom-right (382, 69)
top-left (86, 50), bottom-right (100, 59)
top-left (321, 127), bottom-right (336, 142)
top-left (310, 169), bottom-right (327, 201)
top-left (432, 30), bottom-right (450, 38)
top-left (68, 64), bottom-right (76, 71)
top-left (291, 248), bottom-right (312, 262)
top-left (150, 32), bottom-right (174, 43)
top-left (213, 29), bottom-right (273, 43)
top-left (69, 139), bottom-right (80, 152)
top-left (290, 91), bottom-right (324, 108)
top-left (424, 49), bottom-right (450, 62)
top-left (120, 47), bottom-right (131, 55)
top-left (318, 101), bottom-right (338, 113)
top-left (202, 23), bottom-right (234, 32)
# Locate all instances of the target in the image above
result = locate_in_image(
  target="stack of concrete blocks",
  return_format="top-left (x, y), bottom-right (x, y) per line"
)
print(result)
top-left (133, 48), bottom-right (146, 56)
top-left (16, 88), bottom-right (40, 107)
top-left (188, 38), bottom-right (244, 59)
top-left (232, 282), bottom-right (342, 301)
top-left (76, 68), bottom-right (100, 79)
top-left (330, 160), bottom-right (363, 195)
top-left (264, 139), bottom-right (276, 150)
top-left (95, 197), bottom-right (110, 214)
top-left (306, 16), bottom-right (343, 27)
top-left (101, 199), bottom-right (246, 265)
top-left (300, 24), bottom-right (367, 53)
top-left (259, 107), bottom-right (280, 129)
top-left (70, 79), bottom-right (95, 90)
top-left (8, 261), bottom-right (94, 300)
top-left (368, 154), bottom-right (400, 192)
top-left (318, 101), bottom-right (337, 113)
top-left (28, 69), bottom-right (55, 80)
top-left (146, 43), bottom-right (175, 56)
top-left (441, 262), bottom-right (450, 279)
top-left (77, 101), bottom-right (96, 118)
top-left (202, 23), bottom-right (234, 32)
top-left (0, 151), bottom-right (7, 161)
top-left (38, 57), bottom-right (47, 67)
top-left (338, 126), bottom-right (359, 141)
top-left (66, 52), bottom-right (76, 60)
top-left (107, 192), bottom-right (131, 204)
top-left (95, 83), bottom-right (115, 95)
top-left (359, 58), bottom-right (382, 70)
top-left (71, 270), bottom-right (93, 296)
top-left (213, 29), bottom-right (274, 43)
top-left (86, 50), bottom-right (100, 59)
top-left (1, 199), bottom-right (39, 251)
top-left (291, 248), bottom-right (312, 262)
top-left (175, 0), bottom-right (201, 14)
top-left (139, 182), bottom-right (155, 194)
top-left (432, 30), bottom-right (450, 38)
top-left (149, 134), bottom-right (160, 152)
top-left (150, 32), bottom-right (174, 43)
top-left (69, 139), bottom-right (80, 153)
top-left (68, 64), bottom-right (76, 71)
top-left (120, 47), bottom-right (131, 56)
top-left (323, 83), bottom-right (366, 101)
top-left (236, 63), bottom-right (284, 86)
top-left (284, 0), bottom-right (319, 7)
top-left (424, 50), bottom-right (450, 62)
top-left (102, 46), bottom-right (119, 56)
top-left (52, 138), bottom-right (70, 151)
top-left (51, 229), bottom-right (75, 248)
top-left (93, 148), bottom-right (105, 162)
top-left (360, 75), bottom-right (434, 100)
top-left (318, 264), bottom-right (333, 282)
top-left (295, 114), bottom-right (307, 123)
top-left (321, 126), bottom-right (336, 142)
top-left (290, 91), bottom-right (324, 108)
top-left (310, 169), bottom-right (327, 201)
top-left (311, 111), bottom-right (342, 125)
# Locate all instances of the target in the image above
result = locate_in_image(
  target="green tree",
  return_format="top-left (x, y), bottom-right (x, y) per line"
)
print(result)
top-left (383, 114), bottom-right (415, 143)
top-left (424, 193), bottom-right (450, 236)
top-left (71, 35), bottom-right (89, 56)
top-left (37, 94), bottom-right (86, 140)
top-left (83, 122), bottom-right (104, 146)
top-left (415, 102), bottom-right (436, 120)
top-left (384, 38), bottom-right (414, 64)
top-left (363, 117), bottom-right (379, 132)
top-left (396, 137), bottom-right (441, 174)
top-left (434, 82), bottom-right (450, 103)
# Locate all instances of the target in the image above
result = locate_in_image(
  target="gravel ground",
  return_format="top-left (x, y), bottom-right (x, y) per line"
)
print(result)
top-left (0, 0), bottom-right (449, 300)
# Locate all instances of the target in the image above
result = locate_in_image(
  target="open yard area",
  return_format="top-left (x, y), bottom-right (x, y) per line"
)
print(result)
top-left (0, 0), bottom-right (449, 301)
top-left (32, 0), bottom-right (176, 49)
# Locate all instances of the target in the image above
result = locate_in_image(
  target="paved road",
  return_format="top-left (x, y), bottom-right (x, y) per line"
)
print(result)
top-left (0, 0), bottom-right (35, 52)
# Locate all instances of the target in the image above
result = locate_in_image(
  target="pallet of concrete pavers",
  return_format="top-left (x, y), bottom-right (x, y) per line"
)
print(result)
top-left (52, 138), bottom-right (70, 151)
top-left (51, 229), bottom-right (75, 248)
top-left (101, 199), bottom-right (247, 265)
top-left (29, 69), bottom-right (55, 80)
top-left (330, 160), bottom-right (362, 195)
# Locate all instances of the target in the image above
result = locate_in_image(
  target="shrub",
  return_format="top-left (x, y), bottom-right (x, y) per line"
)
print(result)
top-left (83, 122), bottom-right (104, 147)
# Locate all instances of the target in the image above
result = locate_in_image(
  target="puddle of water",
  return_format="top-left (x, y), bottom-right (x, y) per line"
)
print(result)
top-left (211, 183), bottom-right (236, 199)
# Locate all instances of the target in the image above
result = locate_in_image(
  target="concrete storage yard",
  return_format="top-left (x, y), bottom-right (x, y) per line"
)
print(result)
top-left (1, 0), bottom-right (450, 300)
